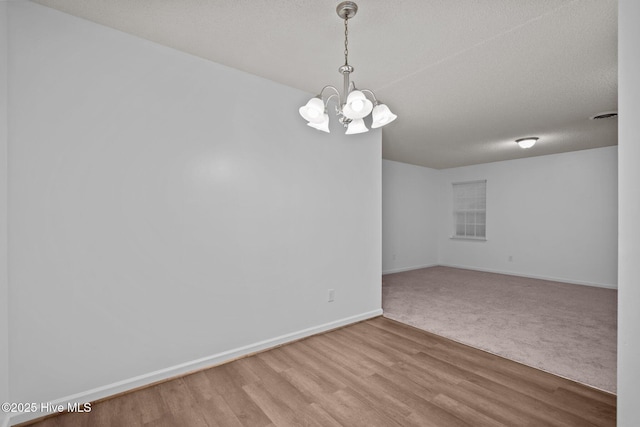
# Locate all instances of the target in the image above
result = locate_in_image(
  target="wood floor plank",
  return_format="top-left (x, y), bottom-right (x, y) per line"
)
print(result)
top-left (331, 327), bottom-right (397, 367)
top-left (461, 374), bottom-right (601, 427)
top-left (276, 343), bottom-right (349, 392)
top-left (84, 395), bottom-right (131, 427)
top-left (279, 367), bottom-right (338, 407)
top-left (425, 341), bottom-right (560, 392)
top-left (241, 381), bottom-right (315, 427)
top-left (25, 418), bottom-right (61, 427)
top-left (225, 357), bottom-right (263, 387)
top-left (21, 317), bottom-right (616, 427)
top-left (435, 380), bottom-right (544, 426)
top-left (156, 379), bottom-right (209, 427)
top-left (131, 386), bottom-right (167, 425)
top-left (255, 348), bottom-right (291, 373)
top-left (364, 373), bottom-right (469, 427)
top-left (296, 340), bottom-right (414, 423)
top-left (195, 395), bottom-right (243, 427)
top-left (558, 381), bottom-right (617, 406)
top-left (551, 387), bottom-right (617, 426)
top-left (203, 365), bottom-right (273, 427)
top-left (182, 373), bottom-right (244, 427)
top-left (306, 334), bottom-right (389, 379)
top-left (322, 387), bottom-right (405, 427)
top-left (305, 403), bottom-right (343, 427)
top-left (240, 357), bottom-right (313, 411)
top-left (107, 390), bottom-right (146, 426)
top-left (182, 371), bottom-right (217, 403)
top-left (430, 394), bottom-right (509, 427)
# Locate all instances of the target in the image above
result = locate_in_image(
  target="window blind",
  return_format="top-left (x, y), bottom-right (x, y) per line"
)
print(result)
top-left (452, 180), bottom-right (486, 239)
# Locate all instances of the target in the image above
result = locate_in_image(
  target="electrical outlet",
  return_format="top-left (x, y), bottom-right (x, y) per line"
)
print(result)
top-left (328, 289), bottom-right (335, 302)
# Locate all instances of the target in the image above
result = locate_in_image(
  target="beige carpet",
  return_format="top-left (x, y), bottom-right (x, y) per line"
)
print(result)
top-left (382, 266), bottom-right (617, 393)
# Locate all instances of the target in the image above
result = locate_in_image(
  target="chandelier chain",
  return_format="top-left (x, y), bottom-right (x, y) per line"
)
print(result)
top-left (344, 18), bottom-right (349, 66)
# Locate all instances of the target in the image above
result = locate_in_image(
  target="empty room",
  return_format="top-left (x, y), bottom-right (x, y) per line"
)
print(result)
top-left (1, 1), bottom-right (640, 427)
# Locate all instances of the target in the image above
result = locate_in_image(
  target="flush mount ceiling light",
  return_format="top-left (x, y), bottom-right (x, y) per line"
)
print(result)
top-left (299, 1), bottom-right (397, 134)
top-left (515, 137), bottom-right (538, 149)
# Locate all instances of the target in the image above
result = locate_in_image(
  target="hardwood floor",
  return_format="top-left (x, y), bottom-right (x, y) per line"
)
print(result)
top-left (22, 317), bottom-right (616, 427)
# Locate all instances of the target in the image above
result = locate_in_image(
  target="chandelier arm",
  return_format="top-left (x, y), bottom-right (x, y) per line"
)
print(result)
top-left (324, 93), bottom-right (340, 108)
top-left (319, 86), bottom-right (341, 110)
top-left (319, 85), bottom-right (340, 100)
top-left (360, 89), bottom-right (379, 105)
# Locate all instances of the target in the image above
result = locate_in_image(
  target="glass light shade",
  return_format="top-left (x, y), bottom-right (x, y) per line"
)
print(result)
top-left (299, 97), bottom-right (326, 124)
top-left (307, 113), bottom-right (330, 133)
top-left (342, 90), bottom-right (373, 119)
top-left (516, 138), bottom-right (538, 149)
top-left (345, 118), bottom-right (368, 134)
top-left (371, 103), bottom-right (398, 128)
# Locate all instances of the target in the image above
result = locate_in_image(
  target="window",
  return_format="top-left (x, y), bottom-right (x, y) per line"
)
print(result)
top-left (452, 180), bottom-right (486, 240)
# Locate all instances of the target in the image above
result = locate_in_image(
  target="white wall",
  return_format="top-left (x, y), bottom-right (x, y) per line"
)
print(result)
top-left (382, 160), bottom-right (439, 273)
top-left (0, 2), bottom-right (10, 427)
top-left (618, 0), bottom-right (640, 424)
top-left (7, 2), bottom-right (381, 424)
top-left (437, 147), bottom-right (618, 287)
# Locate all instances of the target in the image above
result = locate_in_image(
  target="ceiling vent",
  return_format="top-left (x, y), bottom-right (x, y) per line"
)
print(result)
top-left (590, 112), bottom-right (618, 120)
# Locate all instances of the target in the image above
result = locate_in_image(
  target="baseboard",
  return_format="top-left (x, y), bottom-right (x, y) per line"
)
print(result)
top-left (382, 263), bottom-right (438, 275)
top-left (9, 309), bottom-right (382, 426)
top-left (439, 264), bottom-right (617, 289)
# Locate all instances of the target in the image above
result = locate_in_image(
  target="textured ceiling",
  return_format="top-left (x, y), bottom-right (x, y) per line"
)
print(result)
top-left (32, 0), bottom-right (618, 169)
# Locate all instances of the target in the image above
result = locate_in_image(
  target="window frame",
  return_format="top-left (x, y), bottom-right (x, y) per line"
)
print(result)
top-left (451, 179), bottom-right (487, 241)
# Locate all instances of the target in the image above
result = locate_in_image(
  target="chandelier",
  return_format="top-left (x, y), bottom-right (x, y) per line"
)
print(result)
top-left (299, 1), bottom-right (397, 134)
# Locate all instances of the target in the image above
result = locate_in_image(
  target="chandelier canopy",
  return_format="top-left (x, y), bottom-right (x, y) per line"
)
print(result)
top-left (299, 1), bottom-right (397, 135)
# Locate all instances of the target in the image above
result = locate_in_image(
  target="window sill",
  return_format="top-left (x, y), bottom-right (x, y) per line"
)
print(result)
top-left (450, 236), bottom-right (487, 242)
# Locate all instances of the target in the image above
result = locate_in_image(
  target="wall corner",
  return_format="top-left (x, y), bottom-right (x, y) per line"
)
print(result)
top-left (0, 0), bottom-right (10, 425)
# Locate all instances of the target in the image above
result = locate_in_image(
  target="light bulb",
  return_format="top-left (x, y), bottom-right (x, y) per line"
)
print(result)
top-left (342, 90), bottom-right (373, 120)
